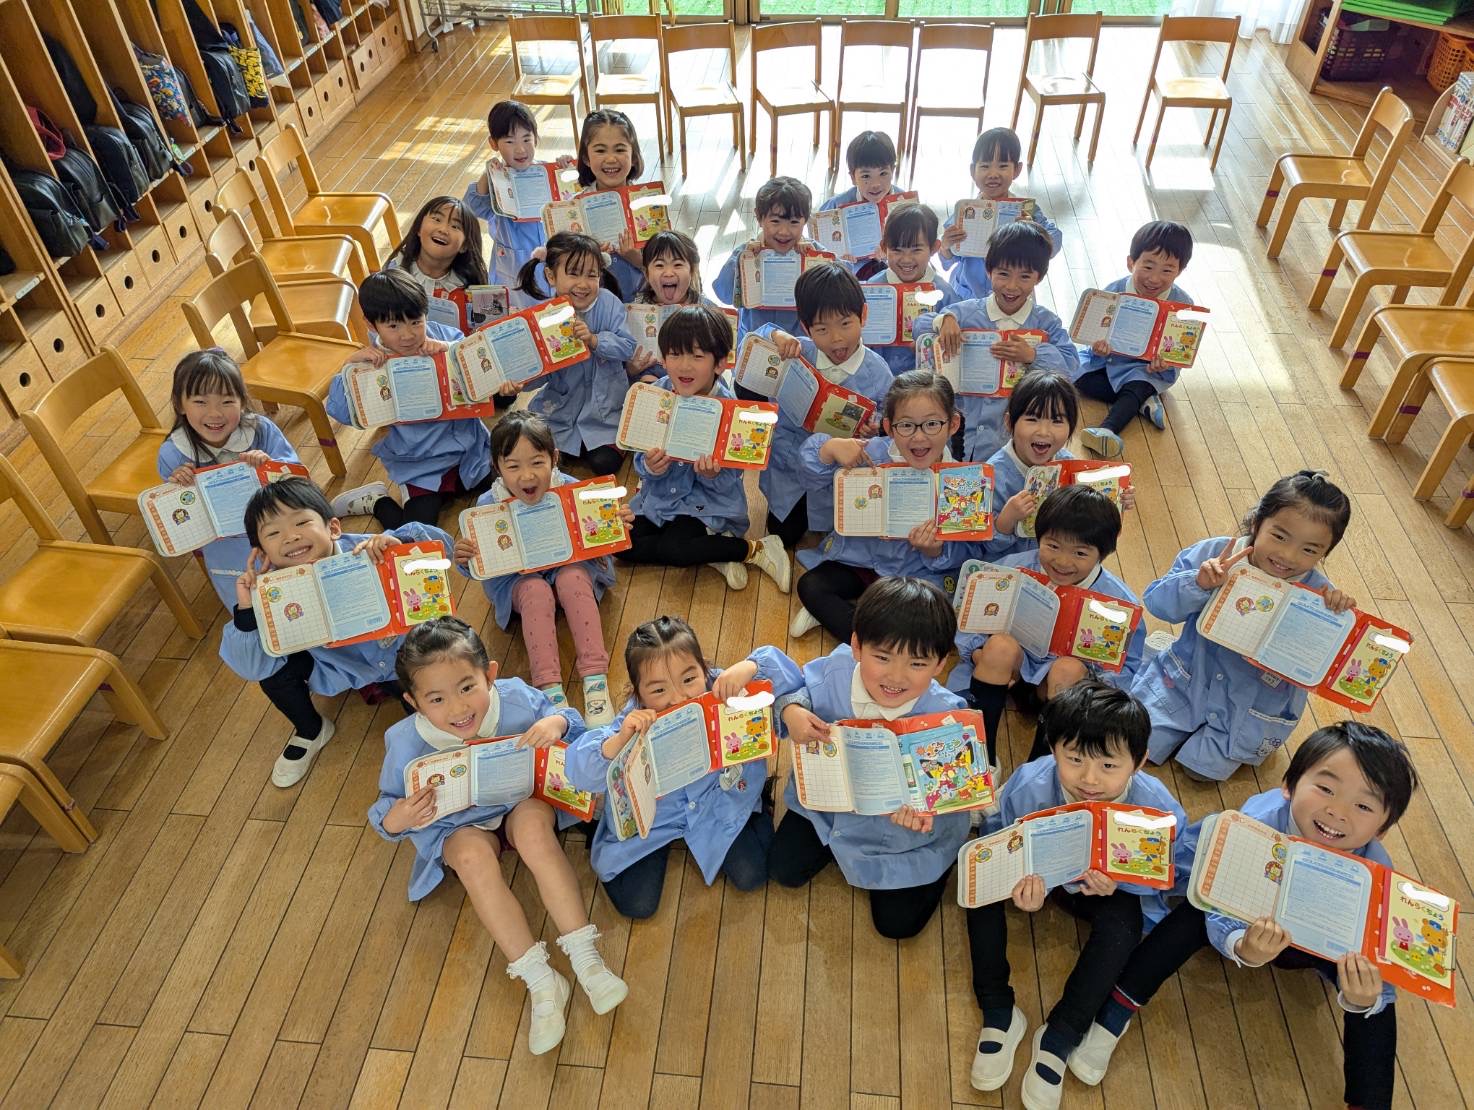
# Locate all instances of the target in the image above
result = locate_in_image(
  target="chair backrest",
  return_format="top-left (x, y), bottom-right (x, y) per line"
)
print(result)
top-left (23, 347), bottom-right (164, 446)
top-left (1152, 14), bottom-right (1240, 81)
top-left (751, 19), bottom-right (823, 87)
top-left (256, 124), bottom-right (318, 236)
top-left (183, 255), bottom-right (292, 358)
top-left (0, 454), bottom-right (62, 543)
top-left (204, 211), bottom-right (259, 276)
top-left (663, 21), bottom-right (738, 85)
top-left (1352, 86), bottom-right (1415, 163)
top-left (914, 22), bottom-right (992, 101)
top-left (840, 18), bottom-right (915, 49)
top-left (509, 15), bottom-right (587, 84)
top-left (590, 14), bottom-right (662, 82)
top-left (1023, 12), bottom-right (1103, 77)
top-left (215, 172), bottom-right (277, 240)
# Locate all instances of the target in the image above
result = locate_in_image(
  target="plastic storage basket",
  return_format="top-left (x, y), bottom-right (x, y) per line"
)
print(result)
top-left (1318, 11), bottom-right (1393, 80)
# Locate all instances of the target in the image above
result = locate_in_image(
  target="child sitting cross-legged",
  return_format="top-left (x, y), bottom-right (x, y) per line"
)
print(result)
top-left (965, 681), bottom-right (1185, 1107)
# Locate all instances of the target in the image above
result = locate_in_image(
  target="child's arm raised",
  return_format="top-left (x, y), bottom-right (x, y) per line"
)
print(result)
top-left (325, 372), bottom-right (361, 429)
top-left (1142, 537), bottom-right (1239, 623)
top-left (710, 245), bottom-right (741, 307)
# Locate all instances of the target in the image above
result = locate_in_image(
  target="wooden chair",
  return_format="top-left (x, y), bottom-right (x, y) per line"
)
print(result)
top-left (20, 348), bottom-right (169, 546)
top-left (589, 15), bottom-right (666, 157)
top-left (750, 20), bottom-right (838, 178)
top-left (1340, 297), bottom-right (1474, 438)
top-left (0, 764), bottom-right (91, 858)
top-left (256, 124), bottom-right (400, 271)
top-left (1133, 14), bottom-right (1241, 172)
top-left (183, 256), bottom-right (360, 478)
top-left (835, 20), bottom-right (915, 161)
top-left (1010, 13), bottom-right (1106, 167)
top-left (509, 15), bottom-right (593, 138)
top-left (662, 22), bottom-right (745, 178)
top-left (1258, 87), bottom-right (1414, 260)
top-left (0, 455), bottom-right (204, 647)
top-left (1310, 157), bottom-right (1474, 349)
top-left (907, 23), bottom-right (993, 176)
top-left (215, 171), bottom-right (367, 285)
top-left (1395, 358), bottom-right (1474, 527)
top-left (206, 213), bottom-right (367, 345)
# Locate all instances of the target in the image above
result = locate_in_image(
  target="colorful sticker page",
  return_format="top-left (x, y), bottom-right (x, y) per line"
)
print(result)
top-left (713, 699), bottom-right (775, 767)
top-left (405, 747), bottom-right (474, 811)
top-left (571, 484), bottom-right (627, 550)
top-left (1190, 811), bottom-right (1289, 925)
top-left (1277, 845), bottom-right (1372, 959)
top-left (1017, 465), bottom-right (1064, 538)
top-left (254, 564), bottom-right (330, 656)
top-left (936, 466), bottom-right (994, 538)
top-left (606, 731), bottom-right (658, 840)
top-left (902, 722), bottom-right (992, 814)
top-left (1158, 311), bottom-right (1208, 367)
top-left (723, 408), bottom-right (777, 467)
top-left (462, 495), bottom-right (575, 579)
top-left (1380, 877), bottom-right (1456, 992)
top-left (834, 468), bottom-right (936, 538)
top-left (391, 548), bottom-right (455, 627)
top-left (489, 163), bottom-right (559, 220)
top-left (537, 745), bottom-right (593, 816)
top-left (1330, 626), bottom-right (1412, 708)
top-left (1103, 809), bottom-right (1176, 885)
top-left (1069, 596), bottom-right (1138, 670)
top-left (792, 738), bottom-right (854, 812)
top-left (1196, 565), bottom-right (1289, 658)
top-left (955, 198), bottom-right (1034, 257)
top-left (141, 483), bottom-right (217, 555)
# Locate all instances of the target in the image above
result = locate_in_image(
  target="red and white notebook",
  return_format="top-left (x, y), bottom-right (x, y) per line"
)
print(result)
top-left (139, 460), bottom-right (309, 556)
top-left (833, 462), bottom-right (995, 541)
top-left (404, 737), bottom-right (595, 821)
top-left (450, 298), bottom-right (588, 402)
top-left (956, 562), bottom-right (1143, 672)
top-left (1195, 562), bottom-right (1411, 712)
top-left (606, 684), bottom-right (777, 841)
top-left (1189, 810), bottom-right (1457, 1007)
top-left (861, 282), bottom-right (945, 347)
top-left (487, 160), bottom-right (574, 220)
top-left (1071, 288), bottom-right (1210, 368)
top-left (916, 327), bottom-right (1046, 397)
top-left (810, 191), bottom-right (919, 260)
top-left (957, 801), bottom-right (1178, 907)
top-left (459, 476), bottom-right (631, 580)
top-left (732, 334), bottom-right (876, 436)
top-left (626, 302), bottom-right (740, 370)
top-left (1016, 459), bottom-right (1132, 539)
top-left (542, 181), bottom-right (670, 244)
top-left (250, 540), bottom-right (455, 657)
top-left (953, 197), bottom-right (1037, 257)
top-left (735, 247), bottom-right (837, 309)
top-left (426, 283), bottom-right (511, 334)
top-left (615, 382), bottom-right (777, 469)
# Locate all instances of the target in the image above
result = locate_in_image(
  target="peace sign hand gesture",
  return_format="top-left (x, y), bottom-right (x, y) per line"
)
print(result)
top-left (1196, 541), bottom-right (1254, 591)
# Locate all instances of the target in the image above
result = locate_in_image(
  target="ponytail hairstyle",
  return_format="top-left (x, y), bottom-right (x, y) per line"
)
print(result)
top-left (623, 615), bottom-right (709, 704)
top-left (516, 231), bottom-right (620, 301)
top-left (169, 348), bottom-right (258, 465)
top-left (395, 617), bottom-right (493, 696)
top-left (388, 195), bottom-right (488, 288)
top-left (1240, 469), bottom-right (1353, 553)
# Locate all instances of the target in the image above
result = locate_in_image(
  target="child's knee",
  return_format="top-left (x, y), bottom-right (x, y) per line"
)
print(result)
top-left (1047, 656), bottom-right (1089, 693)
top-left (444, 827), bottom-right (501, 872)
top-left (506, 799), bottom-right (556, 852)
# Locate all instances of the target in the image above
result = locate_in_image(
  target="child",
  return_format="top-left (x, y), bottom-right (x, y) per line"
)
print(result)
top-left (370, 617), bottom-right (627, 1054)
top-left (463, 99), bottom-right (576, 287)
top-left (755, 262), bottom-right (893, 550)
top-left (940, 128), bottom-right (1063, 301)
top-left (452, 411), bottom-right (626, 726)
top-left (980, 370), bottom-right (1083, 562)
top-left (965, 681), bottom-right (1185, 1107)
top-left (519, 231), bottom-right (639, 477)
top-left (712, 176), bottom-right (816, 361)
top-left (790, 371), bottom-right (960, 642)
top-left (385, 195), bottom-right (489, 336)
top-left (961, 486), bottom-right (1146, 766)
top-left (818, 131), bottom-right (901, 274)
top-left (866, 201), bottom-right (960, 378)
top-left (1070, 722), bottom-right (1416, 1110)
top-left (564, 615), bottom-right (778, 919)
top-left (326, 268), bottom-right (490, 530)
top-left (573, 108), bottom-right (647, 301)
top-left (1073, 221), bottom-right (1195, 459)
top-left (615, 305), bottom-right (790, 593)
top-left (915, 222), bottom-right (1080, 462)
top-left (221, 478), bottom-right (454, 787)
top-left (1132, 469), bottom-right (1356, 781)
top-left (156, 349), bottom-right (300, 611)
top-left (626, 230), bottom-right (717, 384)
top-left (756, 577), bottom-right (971, 939)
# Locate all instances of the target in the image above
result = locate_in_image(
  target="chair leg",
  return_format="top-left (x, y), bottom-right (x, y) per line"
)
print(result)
top-left (1308, 240), bottom-right (1345, 311)
top-left (1340, 312), bottom-right (1384, 388)
top-left (306, 400), bottom-right (348, 478)
top-left (379, 206), bottom-right (402, 249)
top-left (1073, 102), bottom-right (1086, 142)
top-left (1329, 275), bottom-right (1376, 348)
top-left (1385, 366), bottom-right (1440, 444)
top-left (1209, 102), bottom-right (1232, 171)
top-left (1011, 84), bottom-right (1025, 131)
top-left (1026, 104), bottom-right (1044, 166)
top-left (19, 758), bottom-right (97, 845)
top-left (1144, 105), bottom-right (1166, 170)
top-left (1204, 108), bottom-right (1218, 146)
top-left (1133, 87), bottom-right (1152, 145)
top-left (70, 501), bottom-right (113, 547)
top-left (341, 227), bottom-right (381, 272)
top-left (2, 766), bottom-right (90, 853)
top-left (1329, 197), bottom-right (1349, 231)
top-left (1087, 102), bottom-right (1103, 166)
top-left (100, 653), bottom-right (169, 739)
top-left (569, 99), bottom-right (581, 140)
top-left (1367, 354), bottom-right (1433, 439)
top-left (1257, 161), bottom-right (1285, 228)
top-left (735, 112), bottom-right (747, 171)
top-left (680, 115), bottom-right (689, 178)
top-left (1414, 418), bottom-right (1474, 500)
top-left (147, 558), bottom-right (206, 639)
top-left (1265, 188), bottom-right (1303, 261)
top-left (1445, 472), bottom-right (1474, 528)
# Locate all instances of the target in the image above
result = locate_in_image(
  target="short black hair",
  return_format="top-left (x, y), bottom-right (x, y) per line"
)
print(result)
top-left (972, 127), bottom-right (1022, 166)
top-left (795, 262), bottom-right (865, 327)
top-left (658, 303), bottom-right (733, 364)
top-left (1034, 485), bottom-right (1121, 558)
top-left (986, 221), bottom-right (1052, 277)
top-left (852, 577), bottom-right (956, 662)
top-left (846, 130), bottom-right (896, 173)
top-left (1040, 679), bottom-right (1151, 764)
top-left (1006, 369), bottom-right (1080, 433)
top-left (357, 268), bottom-right (428, 325)
top-left (487, 99), bottom-right (537, 142)
top-left (755, 176), bottom-right (812, 220)
top-left (1129, 220), bottom-right (1193, 269)
top-left (1284, 722), bottom-right (1418, 832)
top-left (882, 201), bottom-right (938, 249)
top-left (243, 477), bottom-right (335, 548)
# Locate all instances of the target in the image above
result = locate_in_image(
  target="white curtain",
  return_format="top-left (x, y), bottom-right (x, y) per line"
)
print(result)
top-left (1173, 0), bottom-right (1309, 43)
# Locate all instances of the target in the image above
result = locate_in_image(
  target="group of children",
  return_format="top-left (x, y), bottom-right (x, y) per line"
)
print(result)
top-left (143, 98), bottom-right (1422, 1107)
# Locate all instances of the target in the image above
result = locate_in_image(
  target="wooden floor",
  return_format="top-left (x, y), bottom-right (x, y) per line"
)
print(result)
top-left (3, 20), bottom-right (1474, 1110)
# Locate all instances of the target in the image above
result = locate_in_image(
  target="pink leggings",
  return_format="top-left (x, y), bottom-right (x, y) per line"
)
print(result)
top-left (510, 565), bottom-right (610, 688)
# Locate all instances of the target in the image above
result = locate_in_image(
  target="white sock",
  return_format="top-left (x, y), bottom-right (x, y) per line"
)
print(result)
top-left (556, 924), bottom-right (628, 1015)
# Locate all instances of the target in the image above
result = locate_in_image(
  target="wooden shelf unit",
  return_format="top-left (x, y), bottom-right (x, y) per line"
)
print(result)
top-left (0, 0), bottom-right (410, 421)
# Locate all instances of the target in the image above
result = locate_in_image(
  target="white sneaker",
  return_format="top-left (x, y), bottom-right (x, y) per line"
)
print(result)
top-left (789, 605), bottom-right (821, 639)
top-left (582, 674), bottom-right (615, 729)
top-left (712, 561), bottom-right (749, 590)
top-left (1020, 1028), bottom-right (1067, 1110)
top-left (1069, 1020), bottom-right (1126, 1086)
top-left (749, 534), bottom-right (792, 593)
top-left (556, 924), bottom-right (629, 1015)
top-left (329, 481), bottom-right (388, 518)
top-left (527, 969), bottom-right (572, 1055)
top-left (970, 1006), bottom-right (1027, 1091)
top-left (271, 717), bottom-right (335, 788)
top-left (1080, 427), bottom-right (1124, 459)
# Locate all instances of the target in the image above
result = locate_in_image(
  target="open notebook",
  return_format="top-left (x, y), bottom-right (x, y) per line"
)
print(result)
top-left (615, 382), bottom-right (777, 469)
top-left (139, 460), bottom-right (308, 556)
top-left (810, 191), bottom-right (918, 261)
top-left (1016, 460), bottom-right (1132, 539)
top-left (404, 737), bottom-right (595, 821)
top-left (916, 328), bottom-right (1045, 397)
top-left (732, 334), bottom-right (876, 436)
top-left (861, 282), bottom-right (944, 347)
top-left (1070, 289), bottom-right (1210, 368)
top-left (626, 303), bottom-right (739, 369)
top-left (486, 161), bottom-right (574, 220)
top-left (952, 197), bottom-right (1037, 257)
top-left (459, 477), bottom-right (630, 579)
top-left (542, 181), bottom-right (670, 244)
top-left (833, 462), bottom-right (995, 541)
top-left (734, 247), bottom-right (836, 309)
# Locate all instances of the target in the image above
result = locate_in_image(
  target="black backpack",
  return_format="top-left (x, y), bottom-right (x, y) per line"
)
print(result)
top-left (112, 95), bottom-right (176, 180)
top-left (11, 168), bottom-right (105, 257)
top-left (199, 47), bottom-right (249, 128)
top-left (54, 143), bottom-right (124, 232)
top-left (85, 125), bottom-right (149, 210)
top-left (44, 34), bottom-right (97, 127)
